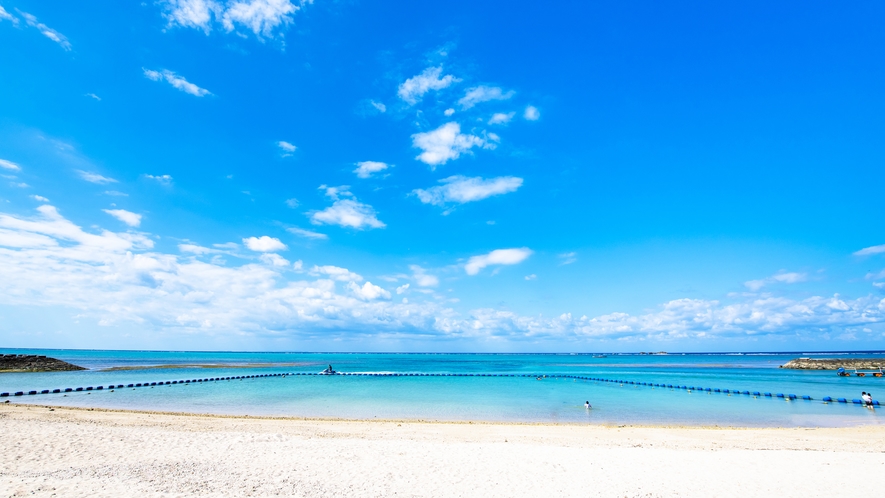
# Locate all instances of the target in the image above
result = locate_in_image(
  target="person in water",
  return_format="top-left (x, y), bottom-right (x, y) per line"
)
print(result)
top-left (584, 401), bottom-right (591, 409)
top-left (862, 392), bottom-right (873, 408)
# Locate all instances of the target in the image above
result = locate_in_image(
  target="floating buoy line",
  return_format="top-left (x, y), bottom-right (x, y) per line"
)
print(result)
top-left (0, 372), bottom-right (879, 408)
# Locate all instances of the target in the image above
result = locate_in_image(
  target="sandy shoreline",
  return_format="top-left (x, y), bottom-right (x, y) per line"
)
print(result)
top-left (2, 404), bottom-right (884, 497)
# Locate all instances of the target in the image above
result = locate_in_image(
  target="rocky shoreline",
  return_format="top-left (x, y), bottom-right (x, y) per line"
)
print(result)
top-left (780, 358), bottom-right (885, 370)
top-left (0, 354), bottom-right (86, 373)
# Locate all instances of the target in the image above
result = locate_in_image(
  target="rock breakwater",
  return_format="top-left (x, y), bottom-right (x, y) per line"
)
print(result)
top-left (780, 358), bottom-right (885, 370)
top-left (0, 354), bottom-right (86, 373)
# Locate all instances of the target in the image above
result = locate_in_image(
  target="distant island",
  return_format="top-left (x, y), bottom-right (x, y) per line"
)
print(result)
top-left (0, 354), bottom-right (86, 373)
top-left (780, 358), bottom-right (884, 370)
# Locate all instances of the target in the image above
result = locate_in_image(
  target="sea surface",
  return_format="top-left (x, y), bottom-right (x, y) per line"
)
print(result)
top-left (2, 349), bottom-right (885, 427)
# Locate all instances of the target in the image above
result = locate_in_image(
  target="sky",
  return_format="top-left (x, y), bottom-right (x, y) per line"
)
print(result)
top-left (0, 1), bottom-right (883, 352)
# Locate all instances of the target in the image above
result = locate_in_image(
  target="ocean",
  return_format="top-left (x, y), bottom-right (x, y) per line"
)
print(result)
top-left (2, 349), bottom-right (884, 427)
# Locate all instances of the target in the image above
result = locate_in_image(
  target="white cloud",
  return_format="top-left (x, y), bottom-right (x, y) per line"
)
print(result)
top-left (463, 294), bottom-right (885, 342)
top-left (104, 191), bottom-right (128, 197)
top-left (144, 174), bottom-right (173, 185)
top-left (353, 161), bottom-right (390, 179)
top-left (310, 265), bottom-right (362, 282)
top-left (76, 170), bottom-right (117, 184)
top-left (745, 271), bottom-right (807, 291)
top-left (398, 67), bottom-right (460, 105)
top-left (412, 175), bottom-right (523, 207)
top-left (396, 283), bottom-right (410, 294)
top-left (743, 280), bottom-right (764, 291)
top-left (0, 205), bottom-right (883, 345)
top-left (243, 236), bottom-right (287, 252)
top-left (161, 0), bottom-right (307, 38)
top-left (349, 281), bottom-right (391, 301)
top-left (285, 198), bottom-right (299, 208)
top-left (524, 105), bottom-right (540, 121)
top-left (310, 186), bottom-right (385, 230)
top-left (465, 248), bottom-right (532, 276)
top-left (488, 112), bottom-right (515, 125)
top-left (85, 93), bottom-right (101, 101)
top-left (772, 272), bottom-right (806, 284)
top-left (525, 274), bottom-right (537, 281)
top-left (855, 244), bottom-right (885, 257)
top-left (311, 200), bottom-right (385, 230)
top-left (370, 100), bottom-right (386, 113)
top-left (558, 252), bottom-right (577, 265)
top-left (409, 265), bottom-right (439, 287)
top-left (444, 108), bottom-right (455, 116)
top-left (0, 159), bottom-right (21, 171)
top-left (0, 205), bottom-right (151, 251)
top-left (0, 6), bottom-right (18, 25)
top-left (221, 0), bottom-right (303, 37)
top-left (31, 195), bottom-right (50, 202)
top-left (458, 86), bottom-right (514, 109)
top-left (143, 68), bottom-right (211, 97)
top-left (319, 185), bottom-right (346, 199)
top-left (103, 209), bottom-right (142, 227)
top-left (867, 269), bottom-right (885, 281)
top-left (286, 226), bottom-right (328, 240)
top-left (10, 182), bottom-right (29, 188)
top-left (19, 11), bottom-right (71, 51)
top-left (259, 253), bottom-right (290, 267)
top-left (411, 122), bottom-right (488, 167)
top-left (0, 228), bottom-right (58, 248)
top-left (161, 0), bottom-right (218, 31)
top-left (179, 243), bottom-right (219, 255)
top-left (277, 141), bottom-right (297, 154)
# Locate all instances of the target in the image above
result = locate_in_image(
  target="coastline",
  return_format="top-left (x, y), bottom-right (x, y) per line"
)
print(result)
top-left (3, 403), bottom-right (884, 497)
top-left (2, 401), bottom-right (882, 429)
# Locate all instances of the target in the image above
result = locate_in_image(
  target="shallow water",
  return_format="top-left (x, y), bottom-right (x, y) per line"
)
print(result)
top-left (2, 349), bottom-right (884, 427)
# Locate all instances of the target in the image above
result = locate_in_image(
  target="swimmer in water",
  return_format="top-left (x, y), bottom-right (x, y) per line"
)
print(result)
top-left (584, 401), bottom-right (591, 409)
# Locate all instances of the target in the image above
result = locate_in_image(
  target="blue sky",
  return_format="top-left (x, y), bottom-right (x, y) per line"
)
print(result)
top-left (0, 0), bottom-right (883, 352)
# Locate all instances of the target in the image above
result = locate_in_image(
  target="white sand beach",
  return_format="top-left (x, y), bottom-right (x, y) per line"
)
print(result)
top-left (2, 403), bottom-right (884, 497)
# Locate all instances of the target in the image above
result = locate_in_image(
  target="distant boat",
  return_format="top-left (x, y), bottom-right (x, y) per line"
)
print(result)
top-left (319, 365), bottom-right (338, 375)
top-left (592, 355), bottom-right (607, 358)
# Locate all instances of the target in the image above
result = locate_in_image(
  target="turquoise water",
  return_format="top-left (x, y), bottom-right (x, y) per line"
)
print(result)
top-left (2, 349), bottom-right (885, 427)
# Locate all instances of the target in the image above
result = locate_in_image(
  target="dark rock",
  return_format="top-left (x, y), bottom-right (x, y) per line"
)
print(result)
top-left (0, 355), bottom-right (86, 373)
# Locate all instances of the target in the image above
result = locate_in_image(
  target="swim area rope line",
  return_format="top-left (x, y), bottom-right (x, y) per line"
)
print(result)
top-left (0, 372), bottom-right (879, 407)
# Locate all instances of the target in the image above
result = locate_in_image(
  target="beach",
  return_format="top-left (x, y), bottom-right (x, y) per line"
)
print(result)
top-left (2, 404), bottom-right (883, 497)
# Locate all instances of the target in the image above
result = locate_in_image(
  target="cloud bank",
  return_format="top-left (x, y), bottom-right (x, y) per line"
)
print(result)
top-left (0, 206), bottom-right (882, 347)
